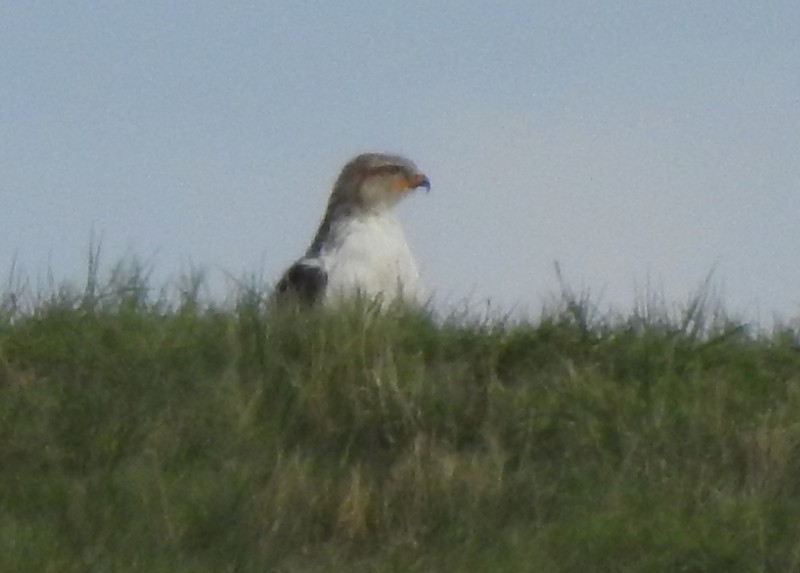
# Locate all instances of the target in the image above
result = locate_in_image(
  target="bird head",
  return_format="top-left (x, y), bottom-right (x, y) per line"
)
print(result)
top-left (330, 153), bottom-right (430, 213)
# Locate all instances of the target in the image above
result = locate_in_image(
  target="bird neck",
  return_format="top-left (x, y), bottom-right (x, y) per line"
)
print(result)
top-left (305, 201), bottom-right (394, 257)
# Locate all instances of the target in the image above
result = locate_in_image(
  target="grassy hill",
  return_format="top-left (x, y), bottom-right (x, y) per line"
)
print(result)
top-left (1, 265), bottom-right (799, 572)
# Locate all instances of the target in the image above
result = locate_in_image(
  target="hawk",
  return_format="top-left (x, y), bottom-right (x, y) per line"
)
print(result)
top-left (276, 152), bottom-right (431, 306)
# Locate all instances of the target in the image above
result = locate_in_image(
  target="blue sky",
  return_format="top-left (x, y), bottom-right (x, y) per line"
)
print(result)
top-left (2, 2), bottom-right (799, 321)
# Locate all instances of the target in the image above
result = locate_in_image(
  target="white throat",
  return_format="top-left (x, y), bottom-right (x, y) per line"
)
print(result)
top-left (318, 211), bottom-right (425, 305)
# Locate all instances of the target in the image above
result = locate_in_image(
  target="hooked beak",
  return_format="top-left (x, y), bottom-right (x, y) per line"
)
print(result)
top-left (410, 173), bottom-right (431, 191)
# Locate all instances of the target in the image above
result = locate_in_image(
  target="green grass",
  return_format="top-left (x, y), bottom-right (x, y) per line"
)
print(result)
top-left (1, 261), bottom-right (800, 572)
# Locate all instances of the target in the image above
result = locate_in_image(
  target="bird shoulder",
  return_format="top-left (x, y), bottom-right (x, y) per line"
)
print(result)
top-left (275, 258), bottom-right (328, 305)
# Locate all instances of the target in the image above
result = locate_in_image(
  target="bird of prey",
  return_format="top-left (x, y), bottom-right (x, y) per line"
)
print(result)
top-left (275, 152), bottom-right (431, 307)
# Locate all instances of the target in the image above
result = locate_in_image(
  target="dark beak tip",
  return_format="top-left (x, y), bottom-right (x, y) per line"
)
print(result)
top-left (417, 176), bottom-right (431, 191)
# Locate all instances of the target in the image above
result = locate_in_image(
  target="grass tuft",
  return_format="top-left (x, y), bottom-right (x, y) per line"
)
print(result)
top-left (1, 260), bottom-right (800, 571)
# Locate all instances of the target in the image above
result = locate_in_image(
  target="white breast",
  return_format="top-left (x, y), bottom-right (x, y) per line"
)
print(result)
top-left (319, 213), bottom-right (425, 305)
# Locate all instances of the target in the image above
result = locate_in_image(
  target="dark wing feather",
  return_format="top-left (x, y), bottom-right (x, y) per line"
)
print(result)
top-left (275, 259), bottom-right (327, 305)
